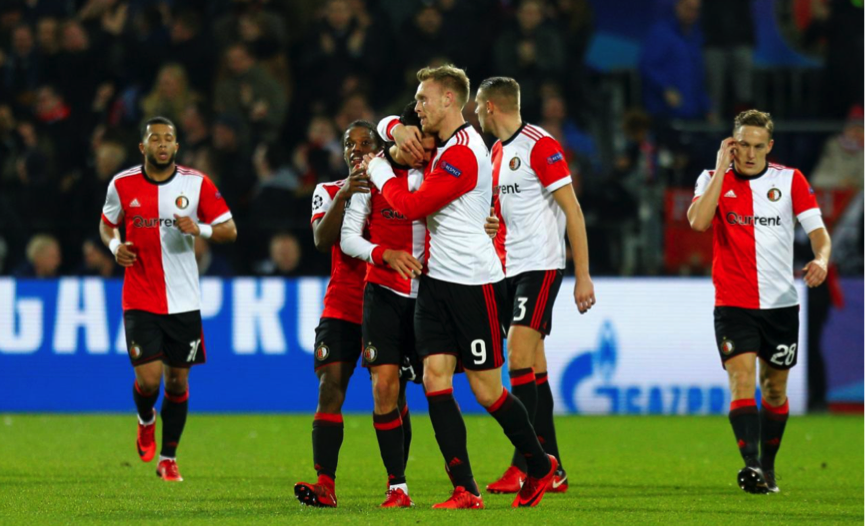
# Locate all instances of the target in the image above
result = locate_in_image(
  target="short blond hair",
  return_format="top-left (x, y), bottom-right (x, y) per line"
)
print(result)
top-left (26, 234), bottom-right (59, 263)
top-left (734, 109), bottom-right (774, 138)
top-left (477, 76), bottom-right (520, 113)
top-left (417, 64), bottom-right (470, 108)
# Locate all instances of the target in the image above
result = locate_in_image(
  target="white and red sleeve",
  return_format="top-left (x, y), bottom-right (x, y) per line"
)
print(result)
top-left (340, 190), bottom-right (385, 265)
top-left (377, 116), bottom-right (401, 142)
top-left (529, 136), bottom-right (572, 191)
top-left (378, 145), bottom-right (479, 221)
top-left (693, 170), bottom-right (713, 202)
top-left (197, 176), bottom-right (232, 224)
top-left (791, 169), bottom-right (824, 233)
top-left (101, 179), bottom-right (123, 227)
top-left (310, 183), bottom-right (333, 225)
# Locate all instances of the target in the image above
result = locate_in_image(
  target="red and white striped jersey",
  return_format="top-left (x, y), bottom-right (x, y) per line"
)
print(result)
top-left (311, 180), bottom-right (366, 324)
top-left (491, 123), bottom-right (572, 276)
top-left (369, 122), bottom-right (504, 286)
top-left (101, 165), bottom-right (232, 314)
top-left (693, 163), bottom-right (823, 309)
top-left (341, 149), bottom-right (426, 298)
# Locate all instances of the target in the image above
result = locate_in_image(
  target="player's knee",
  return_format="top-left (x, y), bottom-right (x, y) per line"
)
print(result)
top-left (372, 374), bottom-right (399, 405)
top-left (422, 368), bottom-right (450, 393)
top-left (728, 368), bottom-right (755, 394)
top-left (473, 386), bottom-right (501, 408)
top-left (164, 375), bottom-right (188, 394)
top-left (761, 378), bottom-right (787, 405)
top-left (137, 378), bottom-right (161, 395)
top-left (318, 374), bottom-right (346, 411)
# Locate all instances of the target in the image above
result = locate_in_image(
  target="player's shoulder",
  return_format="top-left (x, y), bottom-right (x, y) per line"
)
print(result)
top-left (176, 164), bottom-right (212, 182)
top-left (442, 124), bottom-right (487, 160)
top-left (315, 179), bottom-right (346, 198)
top-left (110, 164), bottom-right (144, 184)
top-left (521, 123), bottom-right (553, 142)
top-left (766, 163), bottom-right (800, 178)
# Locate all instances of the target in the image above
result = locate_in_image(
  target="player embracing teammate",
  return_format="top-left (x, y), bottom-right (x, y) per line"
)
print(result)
top-left (689, 110), bottom-right (831, 493)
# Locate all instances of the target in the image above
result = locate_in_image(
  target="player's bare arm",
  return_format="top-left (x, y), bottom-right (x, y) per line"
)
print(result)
top-left (390, 123), bottom-right (424, 165)
top-left (174, 215), bottom-right (238, 243)
top-left (803, 227), bottom-right (831, 288)
top-left (688, 137), bottom-right (736, 231)
top-left (485, 207), bottom-right (499, 239)
top-left (552, 184), bottom-right (595, 313)
top-left (312, 167), bottom-right (370, 252)
top-left (99, 216), bottom-right (137, 268)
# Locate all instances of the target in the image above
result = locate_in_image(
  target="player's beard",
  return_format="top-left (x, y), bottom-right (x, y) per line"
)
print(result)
top-left (147, 151), bottom-right (176, 169)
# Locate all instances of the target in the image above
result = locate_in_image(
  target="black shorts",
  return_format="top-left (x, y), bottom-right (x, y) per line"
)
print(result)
top-left (714, 305), bottom-right (800, 370)
top-left (414, 275), bottom-right (508, 371)
top-left (124, 310), bottom-right (205, 368)
top-left (505, 269), bottom-right (564, 336)
top-left (362, 282), bottom-right (417, 368)
top-left (313, 317), bottom-right (362, 372)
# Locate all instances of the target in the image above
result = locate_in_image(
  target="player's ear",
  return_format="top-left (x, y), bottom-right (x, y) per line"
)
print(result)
top-left (766, 139), bottom-right (773, 154)
top-left (138, 142), bottom-right (144, 154)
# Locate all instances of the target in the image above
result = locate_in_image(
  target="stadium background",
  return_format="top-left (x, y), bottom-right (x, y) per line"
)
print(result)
top-left (0, 0), bottom-right (862, 416)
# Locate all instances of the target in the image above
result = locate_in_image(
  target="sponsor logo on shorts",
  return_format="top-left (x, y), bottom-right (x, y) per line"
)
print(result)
top-left (721, 338), bottom-right (735, 355)
top-left (440, 161), bottom-right (462, 178)
top-left (175, 195), bottom-right (189, 209)
top-left (364, 344), bottom-right (378, 363)
top-left (314, 344), bottom-right (329, 362)
top-left (547, 152), bottom-right (564, 164)
top-left (509, 156), bottom-right (521, 170)
top-left (767, 188), bottom-right (782, 202)
top-left (129, 341), bottom-right (142, 360)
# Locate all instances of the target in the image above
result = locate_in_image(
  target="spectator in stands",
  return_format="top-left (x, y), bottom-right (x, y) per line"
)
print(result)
top-left (55, 19), bottom-right (106, 116)
top-left (211, 113), bottom-right (254, 213)
top-left (256, 232), bottom-right (303, 276)
top-left (78, 237), bottom-right (121, 278)
top-left (214, 43), bottom-right (287, 143)
top-left (493, 0), bottom-right (566, 120)
top-left (169, 10), bottom-right (214, 93)
top-left (140, 64), bottom-right (201, 127)
top-left (292, 114), bottom-right (344, 189)
top-left (177, 103), bottom-right (214, 176)
top-left (35, 17), bottom-right (61, 85)
top-left (638, 0), bottom-right (711, 121)
top-left (811, 105), bottom-right (864, 192)
top-left (1, 24), bottom-right (40, 112)
top-left (214, 0), bottom-right (287, 59)
top-left (552, 0), bottom-right (594, 114)
top-left (701, 0), bottom-right (754, 118)
top-left (14, 233), bottom-right (61, 278)
top-left (195, 237), bottom-right (234, 277)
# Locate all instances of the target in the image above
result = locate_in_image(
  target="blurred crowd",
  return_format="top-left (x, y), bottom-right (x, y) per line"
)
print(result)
top-left (0, 0), bottom-right (861, 278)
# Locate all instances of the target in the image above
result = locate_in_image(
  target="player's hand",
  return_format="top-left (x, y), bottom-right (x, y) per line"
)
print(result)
top-left (802, 258), bottom-right (828, 288)
top-left (392, 123), bottom-right (424, 166)
top-left (485, 207), bottom-right (499, 239)
top-left (115, 242), bottom-right (137, 267)
top-left (716, 137), bottom-right (736, 172)
top-left (574, 275), bottom-right (596, 314)
top-left (174, 214), bottom-right (200, 236)
top-left (383, 249), bottom-right (422, 280)
top-left (338, 164), bottom-right (371, 198)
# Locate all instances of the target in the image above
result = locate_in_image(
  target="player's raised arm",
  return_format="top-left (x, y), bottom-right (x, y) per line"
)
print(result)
top-left (688, 137), bottom-right (736, 231)
top-left (339, 190), bottom-right (376, 262)
top-left (312, 166), bottom-right (370, 252)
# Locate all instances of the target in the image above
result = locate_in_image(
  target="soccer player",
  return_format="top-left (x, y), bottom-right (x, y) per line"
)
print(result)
top-left (364, 64), bottom-right (557, 509)
top-left (474, 76), bottom-right (596, 494)
top-left (100, 116), bottom-right (237, 481)
top-left (339, 104), bottom-right (431, 508)
top-left (688, 110), bottom-right (831, 494)
top-left (295, 120), bottom-right (402, 508)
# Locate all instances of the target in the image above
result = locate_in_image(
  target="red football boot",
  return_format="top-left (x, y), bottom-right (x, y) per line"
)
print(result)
top-left (486, 465), bottom-right (526, 494)
top-left (156, 459), bottom-right (183, 482)
top-left (512, 455), bottom-right (557, 508)
top-left (136, 412), bottom-right (156, 462)
top-left (546, 467), bottom-right (568, 493)
top-left (381, 487), bottom-right (414, 508)
top-left (432, 486), bottom-right (484, 509)
top-left (294, 475), bottom-right (338, 508)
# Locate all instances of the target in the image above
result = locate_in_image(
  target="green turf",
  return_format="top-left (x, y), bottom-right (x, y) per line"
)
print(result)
top-left (0, 414), bottom-right (862, 525)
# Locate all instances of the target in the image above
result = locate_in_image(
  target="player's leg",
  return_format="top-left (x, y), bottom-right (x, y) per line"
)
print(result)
top-left (532, 341), bottom-right (568, 492)
top-left (125, 310), bottom-right (165, 463)
top-left (398, 379), bottom-right (411, 466)
top-left (758, 360), bottom-right (791, 493)
top-left (370, 363), bottom-right (412, 507)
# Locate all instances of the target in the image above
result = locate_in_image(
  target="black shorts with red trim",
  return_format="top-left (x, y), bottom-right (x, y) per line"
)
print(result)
top-left (313, 316), bottom-right (362, 372)
top-left (362, 282), bottom-right (418, 368)
top-left (124, 310), bottom-right (205, 368)
top-left (505, 269), bottom-right (564, 336)
top-left (414, 275), bottom-right (508, 371)
top-left (714, 305), bottom-right (800, 370)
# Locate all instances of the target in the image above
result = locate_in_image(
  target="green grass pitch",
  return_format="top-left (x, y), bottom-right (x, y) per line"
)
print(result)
top-left (0, 414), bottom-right (862, 525)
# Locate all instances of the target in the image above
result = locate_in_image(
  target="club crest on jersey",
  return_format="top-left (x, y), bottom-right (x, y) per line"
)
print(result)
top-left (509, 156), bottom-right (521, 170)
top-left (175, 195), bottom-right (189, 210)
top-left (364, 344), bottom-right (378, 363)
top-left (129, 342), bottom-right (142, 360)
top-left (547, 152), bottom-right (564, 164)
top-left (720, 339), bottom-right (735, 355)
top-left (767, 188), bottom-right (782, 202)
top-left (314, 344), bottom-right (329, 362)
top-left (440, 161), bottom-right (462, 178)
